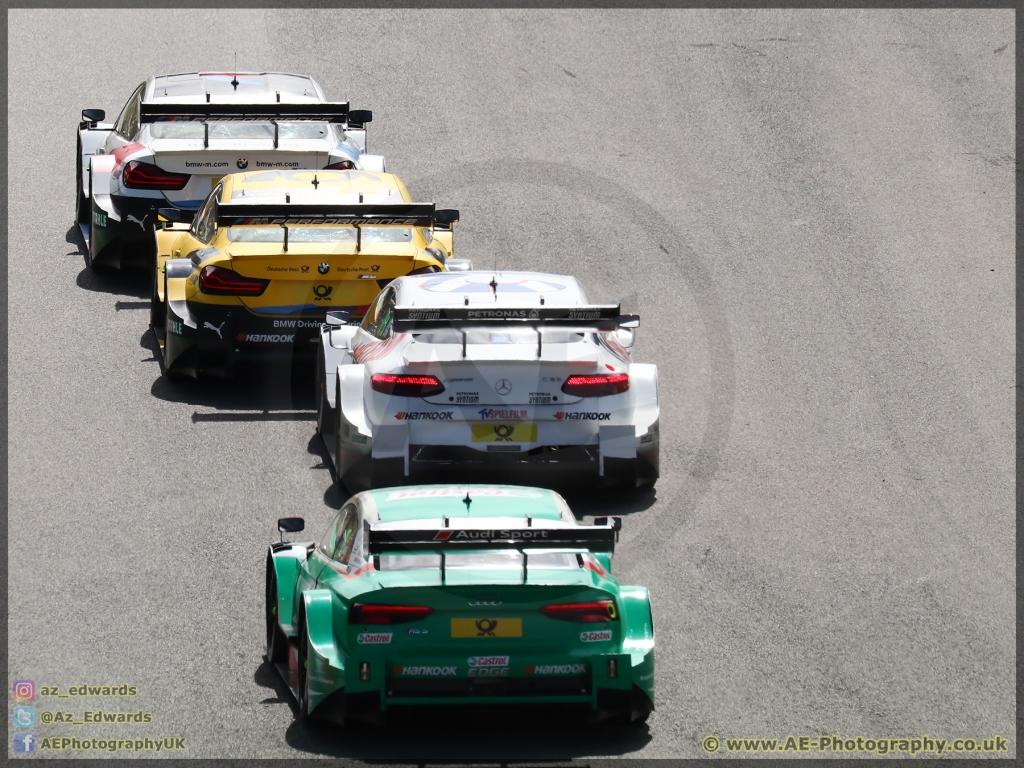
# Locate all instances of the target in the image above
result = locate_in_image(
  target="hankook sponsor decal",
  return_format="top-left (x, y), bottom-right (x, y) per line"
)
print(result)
top-left (524, 664), bottom-right (588, 675)
top-left (393, 411), bottom-right (454, 420)
top-left (235, 334), bottom-right (294, 343)
top-left (391, 666), bottom-right (456, 677)
top-left (554, 412), bottom-right (611, 421)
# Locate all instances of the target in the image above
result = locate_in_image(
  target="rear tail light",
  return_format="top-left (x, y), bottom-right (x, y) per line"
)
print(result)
top-left (370, 374), bottom-right (445, 397)
top-left (325, 160), bottom-right (356, 170)
top-left (122, 161), bottom-right (190, 190)
top-left (541, 599), bottom-right (619, 623)
top-left (409, 265), bottom-right (441, 275)
top-left (561, 373), bottom-right (630, 397)
top-left (199, 266), bottom-right (270, 296)
top-left (349, 603), bottom-right (433, 625)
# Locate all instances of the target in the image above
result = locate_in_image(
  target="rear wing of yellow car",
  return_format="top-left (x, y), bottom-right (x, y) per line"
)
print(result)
top-left (216, 203), bottom-right (458, 230)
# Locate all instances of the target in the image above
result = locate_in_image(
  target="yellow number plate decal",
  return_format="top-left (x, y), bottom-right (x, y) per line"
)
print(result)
top-left (451, 618), bottom-right (523, 638)
top-left (471, 424), bottom-right (538, 443)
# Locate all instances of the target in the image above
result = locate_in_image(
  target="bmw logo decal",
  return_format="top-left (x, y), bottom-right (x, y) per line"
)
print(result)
top-left (236, 158), bottom-right (248, 169)
top-left (318, 262), bottom-right (330, 274)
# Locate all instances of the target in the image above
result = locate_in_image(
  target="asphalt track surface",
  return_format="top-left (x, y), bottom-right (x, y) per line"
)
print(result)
top-left (7, 8), bottom-right (1015, 761)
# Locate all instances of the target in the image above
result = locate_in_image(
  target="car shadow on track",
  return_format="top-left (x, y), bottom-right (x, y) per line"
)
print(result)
top-left (69, 225), bottom-right (152, 299)
top-left (254, 656), bottom-right (651, 759)
top-left (143, 328), bottom-right (318, 417)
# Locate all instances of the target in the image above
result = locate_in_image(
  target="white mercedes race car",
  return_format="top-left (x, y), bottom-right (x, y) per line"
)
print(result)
top-left (77, 71), bottom-right (383, 271)
top-left (315, 271), bottom-right (659, 493)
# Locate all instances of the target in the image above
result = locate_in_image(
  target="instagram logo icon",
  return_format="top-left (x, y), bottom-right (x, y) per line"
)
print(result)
top-left (12, 681), bottom-right (35, 702)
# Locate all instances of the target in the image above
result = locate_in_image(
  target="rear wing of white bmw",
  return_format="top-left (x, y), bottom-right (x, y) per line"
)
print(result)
top-left (368, 521), bottom-right (618, 554)
top-left (140, 101), bottom-right (371, 127)
top-left (393, 304), bottom-right (638, 333)
top-left (216, 203), bottom-right (458, 229)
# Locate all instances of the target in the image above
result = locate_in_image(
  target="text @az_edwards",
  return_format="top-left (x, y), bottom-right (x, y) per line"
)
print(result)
top-left (702, 734), bottom-right (1010, 756)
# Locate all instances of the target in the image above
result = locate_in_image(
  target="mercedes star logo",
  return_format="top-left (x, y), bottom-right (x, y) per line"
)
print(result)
top-left (495, 379), bottom-right (513, 395)
top-left (318, 262), bottom-right (330, 274)
top-left (236, 157), bottom-right (248, 169)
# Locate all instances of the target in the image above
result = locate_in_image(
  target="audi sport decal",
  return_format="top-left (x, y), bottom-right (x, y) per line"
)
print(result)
top-left (383, 488), bottom-right (544, 500)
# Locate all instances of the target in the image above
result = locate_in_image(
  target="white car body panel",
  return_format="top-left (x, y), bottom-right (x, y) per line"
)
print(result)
top-left (317, 271), bottom-right (660, 492)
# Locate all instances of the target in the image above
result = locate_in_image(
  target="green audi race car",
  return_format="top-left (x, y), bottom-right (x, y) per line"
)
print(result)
top-left (265, 484), bottom-right (655, 726)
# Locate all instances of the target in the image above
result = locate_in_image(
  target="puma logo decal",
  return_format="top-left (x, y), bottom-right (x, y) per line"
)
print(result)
top-left (126, 213), bottom-right (147, 229)
top-left (203, 321), bottom-right (226, 339)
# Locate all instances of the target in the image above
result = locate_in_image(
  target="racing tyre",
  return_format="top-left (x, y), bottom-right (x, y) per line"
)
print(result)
top-left (314, 345), bottom-right (327, 435)
top-left (296, 614), bottom-right (323, 726)
top-left (75, 138), bottom-right (89, 225)
top-left (265, 560), bottom-right (288, 664)
top-left (86, 174), bottom-right (112, 273)
top-left (149, 259), bottom-right (162, 329)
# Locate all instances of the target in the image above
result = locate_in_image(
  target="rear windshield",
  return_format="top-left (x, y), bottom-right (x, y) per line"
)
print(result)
top-left (149, 121), bottom-right (333, 141)
top-left (225, 226), bottom-right (413, 243)
top-left (412, 330), bottom-right (584, 345)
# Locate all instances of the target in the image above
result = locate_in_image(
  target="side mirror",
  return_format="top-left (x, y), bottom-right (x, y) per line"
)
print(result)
top-left (157, 207), bottom-right (187, 224)
top-left (277, 517), bottom-right (305, 533)
top-left (82, 109), bottom-right (105, 123)
top-left (424, 247), bottom-right (447, 264)
top-left (618, 314), bottom-right (640, 329)
top-left (445, 258), bottom-right (473, 272)
top-left (614, 328), bottom-right (635, 349)
top-left (325, 311), bottom-right (350, 326)
top-left (348, 109), bottom-right (372, 125)
top-left (595, 516), bottom-right (622, 532)
top-left (434, 209), bottom-right (460, 227)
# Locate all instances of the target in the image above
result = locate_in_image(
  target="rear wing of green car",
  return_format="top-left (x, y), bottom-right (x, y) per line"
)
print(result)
top-left (368, 522), bottom-right (618, 554)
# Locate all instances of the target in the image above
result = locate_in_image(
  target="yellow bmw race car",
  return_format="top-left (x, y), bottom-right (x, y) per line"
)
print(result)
top-left (152, 169), bottom-right (466, 378)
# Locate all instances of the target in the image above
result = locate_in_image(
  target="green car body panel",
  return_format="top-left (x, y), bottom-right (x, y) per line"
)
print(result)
top-left (266, 484), bottom-right (655, 724)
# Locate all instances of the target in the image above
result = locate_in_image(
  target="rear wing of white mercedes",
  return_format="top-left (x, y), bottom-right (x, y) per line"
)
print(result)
top-left (393, 304), bottom-right (638, 333)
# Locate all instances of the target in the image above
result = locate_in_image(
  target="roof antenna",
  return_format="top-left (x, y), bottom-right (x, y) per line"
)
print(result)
top-left (231, 54), bottom-right (239, 90)
top-left (490, 276), bottom-right (498, 301)
top-left (311, 151), bottom-right (320, 190)
top-left (282, 224), bottom-right (289, 252)
top-left (463, 490), bottom-right (472, 511)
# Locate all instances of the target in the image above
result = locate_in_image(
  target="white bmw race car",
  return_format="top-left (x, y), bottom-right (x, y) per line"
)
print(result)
top-left (315, 271), bottom-right (659, 493)
top-left (77, 71), bottom-right (384, 271)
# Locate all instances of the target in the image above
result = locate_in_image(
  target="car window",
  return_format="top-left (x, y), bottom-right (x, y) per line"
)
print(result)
top-left (332, 505), bottom-right (360, 565)
top-left (191, 184), bottom-right (222, 243)
top-left (361, 291), bottom-right (386, 335)
top-left (373, 289), bottom-right (397, 340)
top-left (317, 503), bottom-right (355, 559)
top-left (115, 83), bottom-right (145, 140)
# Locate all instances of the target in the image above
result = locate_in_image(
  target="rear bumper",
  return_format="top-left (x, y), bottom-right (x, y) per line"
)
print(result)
top-left (164, 301), bottom-right (349, 376)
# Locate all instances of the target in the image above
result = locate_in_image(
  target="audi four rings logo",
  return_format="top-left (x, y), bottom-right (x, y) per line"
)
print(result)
top-left (236, 158), bottom-right (248, 169)
top-left (468, 600), bottom-right (502, 606)
top-left (495, 379), bottom-right (513, 395)
top-left (318, 262), bottom-right (330, 274)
